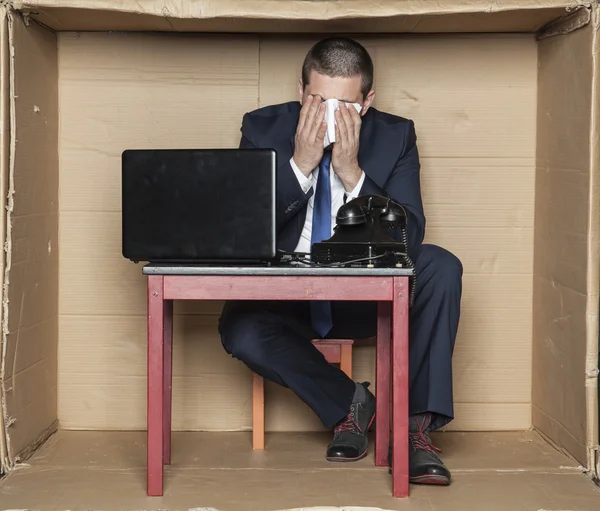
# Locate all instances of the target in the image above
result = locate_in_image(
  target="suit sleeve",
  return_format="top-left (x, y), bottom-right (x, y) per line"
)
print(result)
top-left (239, 113), bottom-right (311, 234)
top-left (358, 120), bottom-right (426, 259)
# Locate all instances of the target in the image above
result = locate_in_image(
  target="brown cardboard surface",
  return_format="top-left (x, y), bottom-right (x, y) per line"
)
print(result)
top-left (0, 8), bottom-right (10, 472)
top-left (21, 8), bottom-right (581, 34)
top-left (1, 430), bottom-right (600, 510)
top-left (0, 0), bottom-right (598, 491)
top-left (58, 32), bottom-right (536, 432)
top-left (15, 0), bottom-right (588, 33)
top-left (589, 9), bottom-right (600, 477)
top-left (18, 0), bottom-right (586, 15)
top-left (57, 31), bottom-right (260, 430)
top-left (586, 11), bottom-right (600, 479)
top-left (533, 19), bottom-right (595, 466)
top-left (1, 12), bottom-right (59, 466)
top-left (32, 430), bottom-right (572, 472)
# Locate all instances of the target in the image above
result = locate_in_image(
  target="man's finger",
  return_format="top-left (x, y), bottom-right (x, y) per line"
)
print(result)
top-left (303, 95), bottom-right (321, 136)
top-left (339, 103), bottom-right (353, 135)
top-left (309, 102), bottom-right (326, 141)
top-left (335, 107), bottom-right (349, 145)
top-left (348, 105), bottom-right (362, 140)
top-left (297, 94), bottom-right (313, 133)
top-left (317, 120), bottom-right (327, 141)
top-left (300, 95), bottom-right (318, 134)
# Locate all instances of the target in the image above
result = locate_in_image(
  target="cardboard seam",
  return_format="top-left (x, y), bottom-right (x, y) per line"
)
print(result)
top-left (12, 419), bottom-right (56, 465)
top-left (10, 0), bottom-right (594, 21)
top-left (533, 421), bottom-right (591, 472)
top-left (0, 6), bottom-right (15, 471)
top-left (0, 5), bottom-right (7, 477)
top-left (533, 405), bottom-right (589, 461)
top-left (257, 36), bottom-right (262, 109)
top-left (537, 4), bottom-right (592, 39)
top-left (588, 5), bottom-right (600, 481)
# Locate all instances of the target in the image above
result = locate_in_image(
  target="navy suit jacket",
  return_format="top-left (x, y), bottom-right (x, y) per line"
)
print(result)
top-left (238, 101), bottom-right (426, 261)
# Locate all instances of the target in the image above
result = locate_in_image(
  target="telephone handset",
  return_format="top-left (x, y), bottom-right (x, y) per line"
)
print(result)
top-left (335, 194), bottom-right (407, 229)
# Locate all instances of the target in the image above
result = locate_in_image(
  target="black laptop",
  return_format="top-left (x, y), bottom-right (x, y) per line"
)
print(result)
top-left (122, 148), bottom-right (277, 263)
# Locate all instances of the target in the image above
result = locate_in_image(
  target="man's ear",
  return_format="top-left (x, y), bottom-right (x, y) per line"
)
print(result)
top-left (298, 79), bottom-right (304, 104)
top-left (361, 90), bottom-right (376, 115)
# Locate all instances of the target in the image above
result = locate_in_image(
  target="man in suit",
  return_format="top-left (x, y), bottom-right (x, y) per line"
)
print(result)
top-left (218, 36), bottom-right (462, 485)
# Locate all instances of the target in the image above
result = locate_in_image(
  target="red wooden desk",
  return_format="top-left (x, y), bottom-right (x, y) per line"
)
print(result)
top-left (143, 264), bottom-right (413, 498)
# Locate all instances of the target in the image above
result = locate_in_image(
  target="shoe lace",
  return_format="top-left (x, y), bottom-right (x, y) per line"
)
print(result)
top-left (409, 414), bottom-right (442, 457)
top-left (334, 405), bottom-right (361, 435)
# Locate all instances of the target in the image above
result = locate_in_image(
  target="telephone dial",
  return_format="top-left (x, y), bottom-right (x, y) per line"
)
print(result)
top-left (311, 194), bottom-right (412, 270)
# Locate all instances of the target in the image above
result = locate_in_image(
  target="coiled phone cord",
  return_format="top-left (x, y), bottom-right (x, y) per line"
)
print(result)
top-left (399, 226), bottom-right (417, 308)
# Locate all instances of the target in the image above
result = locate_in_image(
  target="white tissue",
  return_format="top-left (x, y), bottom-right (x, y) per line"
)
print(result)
top-left (323, 98), bottom-right (362, 147)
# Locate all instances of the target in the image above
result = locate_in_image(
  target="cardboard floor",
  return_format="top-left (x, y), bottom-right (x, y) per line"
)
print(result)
top-left (0, 431), bottom-right (599, 510)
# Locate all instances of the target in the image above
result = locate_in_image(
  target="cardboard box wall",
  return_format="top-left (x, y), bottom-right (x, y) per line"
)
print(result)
top-left (0, 0), bottom-right (598, 481)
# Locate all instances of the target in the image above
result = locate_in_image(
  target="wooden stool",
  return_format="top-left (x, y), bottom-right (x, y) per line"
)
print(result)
top-left (251, 338), bottom-right (354, 450)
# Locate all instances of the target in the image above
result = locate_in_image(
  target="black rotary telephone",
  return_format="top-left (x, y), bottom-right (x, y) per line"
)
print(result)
top-left (310, 194), bottom-right (416, 306)
top-left (311, 195), bottom-right (411, 268)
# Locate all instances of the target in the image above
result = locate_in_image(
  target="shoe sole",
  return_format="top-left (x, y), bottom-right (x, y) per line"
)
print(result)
top-left (326, 450), bottom-right (369, 463)
top-left (410, 474), bottom-right (450, 486)
top-left (326, 411), bottom-right (376, 463)
top-left (387, 469), bottom-right (450, 486)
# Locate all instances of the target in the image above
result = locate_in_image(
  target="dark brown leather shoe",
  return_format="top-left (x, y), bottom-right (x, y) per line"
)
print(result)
top-left (326, 382), bottom-right (376, 462)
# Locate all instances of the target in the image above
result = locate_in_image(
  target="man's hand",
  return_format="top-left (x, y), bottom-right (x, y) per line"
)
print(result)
top-left (332, 102), bottom-right (363, 191)
top-left (293, 95), bottom-right (327, 177)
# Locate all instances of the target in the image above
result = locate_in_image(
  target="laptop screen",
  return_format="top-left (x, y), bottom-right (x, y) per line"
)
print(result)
top-left (122, 148), bottom-right (276, 262)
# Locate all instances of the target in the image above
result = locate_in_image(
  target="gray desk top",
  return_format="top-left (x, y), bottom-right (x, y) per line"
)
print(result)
top-left (142, 263), bottom-right (414, 277)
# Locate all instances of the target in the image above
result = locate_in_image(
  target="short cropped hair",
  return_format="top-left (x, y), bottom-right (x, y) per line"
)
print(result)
top-left (301, 37), bottom-right (374, 98)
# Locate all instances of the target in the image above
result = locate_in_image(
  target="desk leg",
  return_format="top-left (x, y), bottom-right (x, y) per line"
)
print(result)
top-left (163, 300), bottom-right (174, 465)
top-left (392, 276), bottom-right (410, 498)
top-left (147, 275), bottom-right (164, 496)
top-left (375, 301), bottom-right (391, 467)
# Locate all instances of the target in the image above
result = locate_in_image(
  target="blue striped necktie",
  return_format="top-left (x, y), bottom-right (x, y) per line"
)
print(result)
top-left (310, 151), bottom-right (333, 337)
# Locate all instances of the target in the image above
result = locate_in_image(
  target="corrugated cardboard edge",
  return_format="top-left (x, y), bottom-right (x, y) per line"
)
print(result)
top-left (10, 419), bottom-right (57, 465)
top-left (11, 0), bottom-right (594, 20)
top-left (538, 3), bottom-right (592, 38)
top-left (0, 4), bottom-right (8, 477)
top-left (0, 5), bottom-right (16, 473)
top-left (0, 9), bottom-right (59, 472)
top-left (588, 7), bottom-right (600, 482)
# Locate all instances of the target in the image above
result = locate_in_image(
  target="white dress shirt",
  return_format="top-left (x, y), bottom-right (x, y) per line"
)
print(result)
top-left (290, 157), bottom-right (366, 254)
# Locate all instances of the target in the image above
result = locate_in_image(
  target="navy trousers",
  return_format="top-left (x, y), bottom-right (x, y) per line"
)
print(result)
top-left (218, 244), bottom-right (463, 431)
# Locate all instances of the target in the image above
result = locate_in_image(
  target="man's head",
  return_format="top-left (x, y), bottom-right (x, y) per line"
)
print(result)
top-left (299, 36), bottom-right (375, 114)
